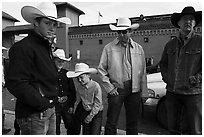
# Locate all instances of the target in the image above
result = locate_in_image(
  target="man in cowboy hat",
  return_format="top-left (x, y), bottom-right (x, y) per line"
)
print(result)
top-left (160, 6), bottom-right (202, 134)
top-left (6, 2), bottom-right (71, 135)
top-left (53, 48), bottom-right (76, 135)
top-left (98, 17), bottom-right (147, 135)
top-left (67, 63), bottom-right (103, 135)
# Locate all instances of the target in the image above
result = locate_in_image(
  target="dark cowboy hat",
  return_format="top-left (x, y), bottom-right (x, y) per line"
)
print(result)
top-left (171, 6), bottom-right (202, 28)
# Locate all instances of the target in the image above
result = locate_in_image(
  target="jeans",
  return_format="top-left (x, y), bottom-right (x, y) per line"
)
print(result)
top-left (55, 103), bottom-right (73, 135)
top-left (166, 91), bottom-right (202, 135)
top-left (69, 102), bottom-right (103, 135)
top-left (16, 107), bottom-right (56, 135)
top-left (105, 81), bottom-right (141, 135)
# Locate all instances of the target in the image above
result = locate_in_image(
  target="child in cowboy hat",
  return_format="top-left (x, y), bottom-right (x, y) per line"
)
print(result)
top-left (67, 63), bottom-right (103, 135)
top-left (6, 2), bottom-right (71, 135)
top-left (160, 6), bottom-right (202, 135)
top-left (53, 48), bottom-right (76, 135)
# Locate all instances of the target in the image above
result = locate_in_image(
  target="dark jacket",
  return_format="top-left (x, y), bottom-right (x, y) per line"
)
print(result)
top-left (7, 31), bottom-right (58, 118)
top-left (56, 68), bottom-right (76, 110)
top-left (160, 33), bottom-right (202, 95)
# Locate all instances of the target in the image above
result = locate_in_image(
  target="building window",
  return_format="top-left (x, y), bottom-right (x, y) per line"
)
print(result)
top-left (99, 39), bottom-right (103, 45)
top-left (80, 40), bottom-right (83, 45)
top-left (144, 37), bottom-right (149, 43)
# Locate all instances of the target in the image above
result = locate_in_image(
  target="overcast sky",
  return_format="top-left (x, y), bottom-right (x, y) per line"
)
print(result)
top-left (2, 0), bottom-right (202, 26)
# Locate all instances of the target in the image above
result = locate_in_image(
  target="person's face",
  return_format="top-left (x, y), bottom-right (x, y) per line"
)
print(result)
top-left (35, 18), bottom-right (58, 39)
top-left (77, 73), bottom-right (90, 86)
top-left (117, 29), bottom-right (131, 43)
top-left (178, 14), bottom-right (196, 33)
top-left (54, 57), bottom-right (65, 70)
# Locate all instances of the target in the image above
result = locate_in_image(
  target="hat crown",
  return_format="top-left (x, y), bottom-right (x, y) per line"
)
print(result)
top-left (53, 49), bottom-right (65, 58)
top-left (53, 49), bottom-right (72, 61)
top-left (37, 2), bottom-right (57, 19)
top-left (109, 17), bottom-right (139, 31)
top-left (181, 6), bottom-right (196, 14)
top-left (75, 63), bottom-right (90, 73)
top-left (116, 17), bottom-right (131, 27)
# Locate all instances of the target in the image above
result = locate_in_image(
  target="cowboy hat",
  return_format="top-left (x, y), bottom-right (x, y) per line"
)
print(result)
top-left (66, 63), bottom-right (98, 78)
top-left (109, 17), bottom-right (139, 31)
top-left (21, 2), bottom-right (71, 24)
top-left (171, 6), bottom-right (202, 28)
top-left (53, 49), bottom-right (72, 61)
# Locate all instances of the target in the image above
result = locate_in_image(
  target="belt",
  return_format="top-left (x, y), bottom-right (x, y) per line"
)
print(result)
top-left (123, 80), bottom-right (132, 87)
top-left (57, 96), bottom-right (68, 103)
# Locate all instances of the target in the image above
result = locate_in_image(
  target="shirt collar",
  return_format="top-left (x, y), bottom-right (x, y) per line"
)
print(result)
top-left (114, 38), bottom-right (134, 48)
top-left (179, 30), bottom-right (194, 41)
top-left (82, 79), bottom-right (93, 89)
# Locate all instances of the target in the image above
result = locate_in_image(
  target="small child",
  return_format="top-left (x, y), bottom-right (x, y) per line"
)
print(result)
top-left (67, 63), bottom-right (103, 135)
top-left (53, 49), bottom-right (76, 135)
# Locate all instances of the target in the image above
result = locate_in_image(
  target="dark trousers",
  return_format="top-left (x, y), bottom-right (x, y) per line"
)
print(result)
top-left (55, 103), bottom-right (73, 135)
top-left (14, 119), bottom-right (20, 135)
top-left (166, 91), bottom-right (202, 135)
top-left (69, 102), bottom-right (103, 135)
top-left (105, 81), bottom-right (141, 135)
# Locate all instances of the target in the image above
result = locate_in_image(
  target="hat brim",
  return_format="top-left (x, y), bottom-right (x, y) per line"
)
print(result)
top-left (109, 23), bottom-right (139, 31)
top-left (58, 57), bottom-right (72, 62)
top-left (171, 12), bottom-right (202, 28)
top-left (21, 6), bottom-right (71, 24)
top-left (66, 68), bottom-right (98, 78)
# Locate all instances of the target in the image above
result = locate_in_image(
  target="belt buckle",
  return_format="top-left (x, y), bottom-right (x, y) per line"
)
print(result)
top-left (58, 96), bottom-right (68, 103)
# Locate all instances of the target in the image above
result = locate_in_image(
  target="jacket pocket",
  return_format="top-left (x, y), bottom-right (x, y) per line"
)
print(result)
top-left (185, 49), bottom-right (201, 54)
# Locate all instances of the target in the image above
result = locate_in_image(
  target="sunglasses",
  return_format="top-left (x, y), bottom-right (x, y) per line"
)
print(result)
top-left (117, 30), bottom-right (130, 34)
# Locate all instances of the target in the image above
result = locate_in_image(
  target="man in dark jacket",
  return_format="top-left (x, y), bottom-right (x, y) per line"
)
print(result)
top-left (160, 6), bottom-right (202, 135)
top-left (53, 48), bottom-right (76, 135)
top-left (6, 2), bottom-right (71, 135)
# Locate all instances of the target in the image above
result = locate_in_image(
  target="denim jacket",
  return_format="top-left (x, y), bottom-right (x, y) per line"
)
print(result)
top-left (98, 38), bottom-right (147, 95)
top-left (160, 32), bottom-right (202, 95)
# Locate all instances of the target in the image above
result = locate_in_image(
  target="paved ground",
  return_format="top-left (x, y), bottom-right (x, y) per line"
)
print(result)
top-left (2, 87), bottom-right (168, 135)
top-left (3, 106), bottom-right (168, 135)
top-left (3, 110), bottom-right (127, 135)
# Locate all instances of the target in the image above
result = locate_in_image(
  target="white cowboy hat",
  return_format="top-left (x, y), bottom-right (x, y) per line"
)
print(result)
top-left (109, 17), bottom-right (139, 31)
top-left (67, 63), bottom-right (98, 78)
top-left (53, 49), bottom-right (72, 61)
top-left (21, 2), bottom-right (71, 24)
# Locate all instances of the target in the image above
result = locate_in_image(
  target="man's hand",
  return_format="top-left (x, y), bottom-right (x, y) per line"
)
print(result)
top-left (84, 115), bottom-right (93, 124)
top-left (108, 88), bottom-right (119, 96)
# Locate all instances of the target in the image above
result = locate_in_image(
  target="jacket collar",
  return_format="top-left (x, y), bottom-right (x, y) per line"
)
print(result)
top-left (113, 38), bottom-right (134, 48)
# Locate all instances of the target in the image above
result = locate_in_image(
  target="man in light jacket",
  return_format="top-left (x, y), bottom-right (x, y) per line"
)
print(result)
top-left (98, 17), bottom-right (147, 135)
